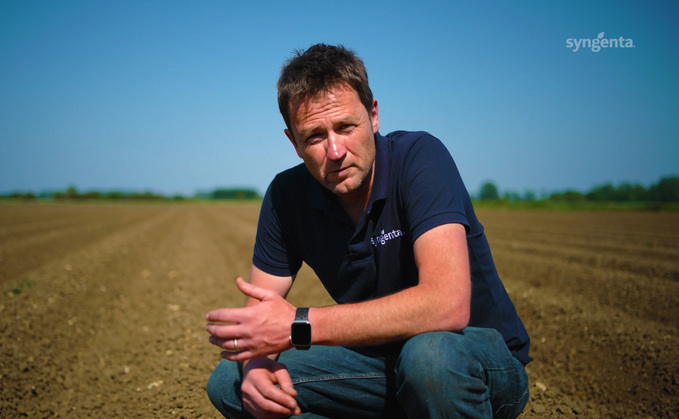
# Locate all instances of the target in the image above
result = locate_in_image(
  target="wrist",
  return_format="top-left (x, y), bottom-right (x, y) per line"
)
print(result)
top-left (242, 355), bottom-right (278, 374)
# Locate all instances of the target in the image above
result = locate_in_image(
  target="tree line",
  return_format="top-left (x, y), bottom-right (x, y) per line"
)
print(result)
top-left (478, 175), bottom-right (679, 203)
top-left (5, 177), bottom-right (678, 204)
top-left (2, 187), bottom-right (262, 201)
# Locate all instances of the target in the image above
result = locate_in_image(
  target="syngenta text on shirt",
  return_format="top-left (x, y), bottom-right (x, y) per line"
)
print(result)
top-left (371, 229), bottom-right (404, 247)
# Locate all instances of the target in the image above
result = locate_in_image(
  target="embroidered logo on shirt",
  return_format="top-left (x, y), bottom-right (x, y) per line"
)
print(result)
top-left (371, 229), bottom-right (404, 246)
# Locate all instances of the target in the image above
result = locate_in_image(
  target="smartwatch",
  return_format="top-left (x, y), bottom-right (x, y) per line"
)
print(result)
top-left (290, 307), bottom-right (312, 350)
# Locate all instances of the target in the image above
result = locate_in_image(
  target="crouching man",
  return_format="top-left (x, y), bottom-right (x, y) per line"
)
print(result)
top-left (205, 43), bottom-right (531, 418)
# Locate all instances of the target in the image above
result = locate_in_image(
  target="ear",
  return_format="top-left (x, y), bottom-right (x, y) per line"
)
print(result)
top-left (285, 129), bottom-right (303, 159)
top-left (370, 98), bottom-right (380, 133)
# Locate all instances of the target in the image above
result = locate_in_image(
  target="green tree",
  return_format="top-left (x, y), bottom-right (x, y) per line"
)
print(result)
top-left (211, 188), bottom-right (260, 200)
top-left (586, 183), bottom-right (615, 201)
top-left (652, 176), bottom-right (679, 202)
top-left (503, 191), bottom-right (521, 202)
top-left (550, 190), bottom-right (585, 202)
top-left (479, 181), bottom-right (499, 201)
top-left (523, 190), bottom-right (537, 202)
top-left (66, 186), bottom-right (79, 199)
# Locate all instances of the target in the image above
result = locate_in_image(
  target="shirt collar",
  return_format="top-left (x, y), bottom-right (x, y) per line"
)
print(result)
top-left (369, 132), bottom-right (390, 205)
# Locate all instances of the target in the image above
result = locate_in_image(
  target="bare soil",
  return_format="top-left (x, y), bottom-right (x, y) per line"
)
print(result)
top-left (1, 203), bottom-right (677, 418)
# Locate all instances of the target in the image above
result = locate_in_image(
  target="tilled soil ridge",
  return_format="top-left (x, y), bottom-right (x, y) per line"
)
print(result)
top-left (1, 203), bottom-right (677, 417)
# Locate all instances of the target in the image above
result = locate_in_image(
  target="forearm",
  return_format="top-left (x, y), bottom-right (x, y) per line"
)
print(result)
top-left (309, 281), bottom-right (470, 347)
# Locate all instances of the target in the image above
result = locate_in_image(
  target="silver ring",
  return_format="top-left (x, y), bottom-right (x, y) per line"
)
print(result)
top-left (233, 338), bottom-right (239, 352)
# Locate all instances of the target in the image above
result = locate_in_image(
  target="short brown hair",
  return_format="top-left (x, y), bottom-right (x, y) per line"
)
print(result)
top-left (277, 44), bottom-right (373, 131)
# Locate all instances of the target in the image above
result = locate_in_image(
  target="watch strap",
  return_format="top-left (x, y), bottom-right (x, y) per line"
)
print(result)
top-left (295, 307), bottom-right (309, 321)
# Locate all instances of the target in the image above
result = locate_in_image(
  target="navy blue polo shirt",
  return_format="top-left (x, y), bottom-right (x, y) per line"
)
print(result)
top-left (253, 131), bottom-right (531, 365)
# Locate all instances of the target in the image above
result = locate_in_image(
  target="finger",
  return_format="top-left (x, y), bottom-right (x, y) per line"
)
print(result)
top-left (205, 321), bottom-right (241, 337)
top-left (220, 349), bottom-right (254, 362)
top-left (244, 394), bottom-right (298, 418)
top-left (256, 379), bottom-right (299, 414)
top-left (205, 308), bottom-right (240, 323)
top-left (220, 348), bottom-right (279, 363)
top-left (209, 335), bottom-right (242, 352)
top-left (236, 276), bottom-right (276, 302)
top-left (272, 367), bottom-right (297, 398)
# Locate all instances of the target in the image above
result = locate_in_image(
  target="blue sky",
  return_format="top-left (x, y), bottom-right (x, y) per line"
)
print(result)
top-left (1, 1), bottom-right (677, 197)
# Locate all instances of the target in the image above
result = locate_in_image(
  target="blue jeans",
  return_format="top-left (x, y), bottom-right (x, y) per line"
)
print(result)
top-left (207, 327), bottom-right (528, 418)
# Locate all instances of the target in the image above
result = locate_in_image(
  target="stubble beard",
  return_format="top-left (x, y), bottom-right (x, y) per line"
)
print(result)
top-left (327, 164), bottom-right (374, 202)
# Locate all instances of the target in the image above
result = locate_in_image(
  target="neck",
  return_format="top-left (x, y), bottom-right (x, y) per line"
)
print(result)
top-left (337, 165), bottom-right (374, 225)
top-left (339, 197), bottom-right (367, 226)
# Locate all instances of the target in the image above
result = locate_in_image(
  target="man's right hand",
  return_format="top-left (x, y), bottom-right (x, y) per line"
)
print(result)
top-left (241, 357), bottom-right (301, 418)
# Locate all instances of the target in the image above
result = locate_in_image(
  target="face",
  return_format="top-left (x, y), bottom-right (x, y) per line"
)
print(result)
top-left (285, 86), bottom-right (380, 203)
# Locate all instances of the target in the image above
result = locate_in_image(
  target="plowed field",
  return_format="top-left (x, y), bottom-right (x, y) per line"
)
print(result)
top-left (1, 203), bottom-right (677, 418)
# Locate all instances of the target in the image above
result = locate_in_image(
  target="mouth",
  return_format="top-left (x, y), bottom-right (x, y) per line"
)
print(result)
top-left (327, 166), bottom-right (350, 179)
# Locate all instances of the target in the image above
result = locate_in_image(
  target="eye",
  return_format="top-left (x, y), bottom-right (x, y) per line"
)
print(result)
top-left (338, 124), bottom-right (354, 133)
top-left (306, 133), bottom-right (323, 144)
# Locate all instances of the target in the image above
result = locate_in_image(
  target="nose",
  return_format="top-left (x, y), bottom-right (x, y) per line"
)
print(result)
top-left (326, 134), bottom-right (347, 160)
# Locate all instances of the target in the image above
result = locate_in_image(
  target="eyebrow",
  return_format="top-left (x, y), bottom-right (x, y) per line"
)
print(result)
top-left (296, 124), bottom-right (323, 140)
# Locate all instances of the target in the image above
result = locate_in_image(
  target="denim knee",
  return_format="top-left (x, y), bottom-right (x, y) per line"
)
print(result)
top-left (396, 331), bottom-right (486, 395)
top-left (394, 329), bottom-right (525, 418)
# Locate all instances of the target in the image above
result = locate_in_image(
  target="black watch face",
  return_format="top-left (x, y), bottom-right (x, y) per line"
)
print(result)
top-left (291, 322), bottom-right (311, 345)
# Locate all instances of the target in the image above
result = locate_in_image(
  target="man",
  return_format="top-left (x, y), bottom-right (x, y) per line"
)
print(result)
top-left (206, 44), bottom-right (531, 418)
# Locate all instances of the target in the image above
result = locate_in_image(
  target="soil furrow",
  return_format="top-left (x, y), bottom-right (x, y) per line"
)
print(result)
top-left (1, 204), bottom-right (677, 418)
